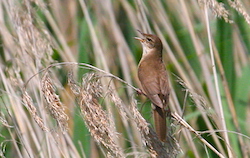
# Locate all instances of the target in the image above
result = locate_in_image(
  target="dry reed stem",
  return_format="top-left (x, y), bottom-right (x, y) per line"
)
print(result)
top-left (41, 73), bottom-right (69, 132)
top-left (212, 38), bottom-right (248, 157)
top-left (204, 6), bottom-right (233, 157)
top-left (22, 90), bottom-right (49, 132)
top-left (130, 99), bottom-right (179, 158)
top-left (69, 72), bottom-right (124, 157)
top-left (171, 112), bottom-right (225, 158)
top-left (174, 74), bottom-right (230, 156)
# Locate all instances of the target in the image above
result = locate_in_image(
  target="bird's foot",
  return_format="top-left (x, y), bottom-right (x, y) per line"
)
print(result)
top-left (166, 108), bottom-right (172, 117)
top-left (136, 88), bottom-right (144, 95)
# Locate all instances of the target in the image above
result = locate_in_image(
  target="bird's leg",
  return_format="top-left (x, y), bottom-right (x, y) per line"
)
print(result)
top-left (151, 104), bottom-right (156, 110)
top-left (166, 107), bottom-right (172, 117)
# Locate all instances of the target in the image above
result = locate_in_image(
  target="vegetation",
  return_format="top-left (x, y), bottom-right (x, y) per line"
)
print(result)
top-left (0, 0), bottom-right (250, 157)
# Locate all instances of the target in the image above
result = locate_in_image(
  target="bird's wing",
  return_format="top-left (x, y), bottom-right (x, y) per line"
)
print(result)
top-left (159, 69), bottom-right (170, 103)
top-left (140, 69), bottom-right (169, 109)
top-left (138, 59), bottom-right (169, 108)
top-left (140, 77), bottom-right (164, 108)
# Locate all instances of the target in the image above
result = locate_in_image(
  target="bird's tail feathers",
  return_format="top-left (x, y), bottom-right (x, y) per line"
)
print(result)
top-left (153, 105), bottom-right (167, 142)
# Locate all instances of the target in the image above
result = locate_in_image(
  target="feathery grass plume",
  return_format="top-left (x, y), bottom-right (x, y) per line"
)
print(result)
top-left (228, 0), bottom-right (250, 25)
top-left (106, 87), bottom-right (128, 121)
top-left (0, 112), bottom-right (12, 129)
top-left (198, 0), bottom-right (233, 23)
top-left (41, 73), bottom-right (68, 132)
top-left (22, 90), bottom-right (49, 132)
top-left (0, 117), bottom-right (7, 129)
top-left (130, 99), bottom-right (179, 158)
top-left (6, 0), bottom-right (54, 66)
top-left (175, 75), bottom-right (212, 115)
top-left (69, 72), bottom-right (124, 157)
top-left (67, 70), bottom-right (80, 96)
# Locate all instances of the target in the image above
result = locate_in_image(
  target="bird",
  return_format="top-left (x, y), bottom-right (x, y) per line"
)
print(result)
top-left (135, 30), bottom-right (170, 142)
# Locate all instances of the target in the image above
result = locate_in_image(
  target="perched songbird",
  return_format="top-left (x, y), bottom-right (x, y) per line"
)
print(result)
top-left (135, 30), bottom-right (170, 142)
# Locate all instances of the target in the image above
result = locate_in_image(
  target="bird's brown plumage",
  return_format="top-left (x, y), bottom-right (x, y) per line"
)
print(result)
top-left (135, 31), bottom-right (170, 142)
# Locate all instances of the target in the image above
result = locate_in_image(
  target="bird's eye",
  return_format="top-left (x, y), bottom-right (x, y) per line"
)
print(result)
top-left (146, 38), bottom-right (152, 42)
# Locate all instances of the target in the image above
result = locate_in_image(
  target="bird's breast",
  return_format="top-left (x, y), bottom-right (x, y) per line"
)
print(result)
top-left (138, 56), bottom-right (163, 82)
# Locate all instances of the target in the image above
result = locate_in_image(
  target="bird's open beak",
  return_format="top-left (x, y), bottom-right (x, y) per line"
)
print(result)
top-left (134, 30), bottom-right (145, 42)
top-left (134, 37), bottom-right (144, 42)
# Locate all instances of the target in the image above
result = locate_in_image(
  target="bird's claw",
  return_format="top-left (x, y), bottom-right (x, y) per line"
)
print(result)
top-left (136, 88), bottom-right (144, 95)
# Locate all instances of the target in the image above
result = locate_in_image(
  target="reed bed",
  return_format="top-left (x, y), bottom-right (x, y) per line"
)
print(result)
top-left (0, 0), bottom-right (250, 157)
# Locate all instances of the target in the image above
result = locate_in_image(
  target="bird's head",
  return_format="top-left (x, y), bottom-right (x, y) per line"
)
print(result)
top-left (134, 30), bottom-right (163, 54)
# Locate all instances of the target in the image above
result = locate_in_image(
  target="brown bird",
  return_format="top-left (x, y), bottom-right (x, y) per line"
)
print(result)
top-left (135, 30), bottom-right (170, 142)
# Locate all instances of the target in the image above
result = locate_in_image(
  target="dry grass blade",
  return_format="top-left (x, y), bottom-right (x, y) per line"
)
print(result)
top-left (0, 142), bottom-right (6, 158)
top-left (41, 73), bottom-right (69, 132)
